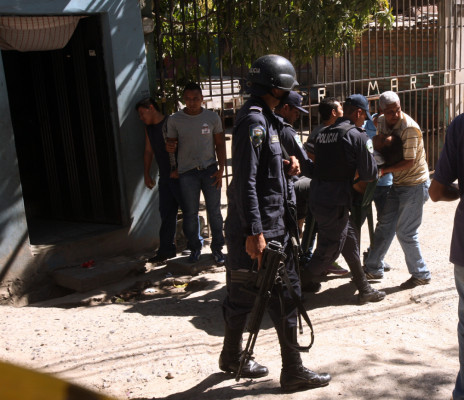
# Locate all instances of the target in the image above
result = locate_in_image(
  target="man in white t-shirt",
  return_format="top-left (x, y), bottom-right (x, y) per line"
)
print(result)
top-left (166, 82), bottom-right (226, 264)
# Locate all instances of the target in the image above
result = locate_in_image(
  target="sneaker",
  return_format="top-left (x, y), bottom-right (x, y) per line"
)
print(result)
top-left (400, 276), bottom-right (431, 289)
top-left (363, 267), bottom-right (383, 280)
top-left (325, 262), bottom-right (350, 276)
top-left (212, 250), bottom-right (225, 265)
top-left (147, 251), bottom-right (176, 264)
top-left (181, 249), bottom-right (191, 256)
top-left (188, 249), bottom-right (201, 263)
top-left (364, 249), bottom-right (391, 272)
top-left (358, 288), bottom-right (386, 304)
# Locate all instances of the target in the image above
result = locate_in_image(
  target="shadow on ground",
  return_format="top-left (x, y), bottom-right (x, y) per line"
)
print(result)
top-left (131, 350), bottom-right (455, 400)
top-left (131, 372), bottom-right (282, 400)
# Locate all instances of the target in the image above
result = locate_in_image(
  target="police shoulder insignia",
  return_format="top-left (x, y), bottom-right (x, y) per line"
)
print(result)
top-left (366, 138), bottom-right (374, 154)
top-left (293, 134), bottom-right (303, 148)
top-left (249, 123), bottom-right (266, 147)
top-left (271, 135), bottom-right (280, 143)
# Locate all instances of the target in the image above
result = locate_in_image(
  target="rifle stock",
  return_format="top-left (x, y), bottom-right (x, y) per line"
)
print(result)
top-left (235, 241), bottom-right (286, 381)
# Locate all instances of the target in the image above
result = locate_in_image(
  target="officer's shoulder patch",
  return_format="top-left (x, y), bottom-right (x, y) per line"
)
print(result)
top-left (249, 123), bottom-right (266, 147)
top-left (293, 134), bottom-right (303, 148)
top-left (366, 138), bottom-right (374, 154)
top-left (249, 106), bottom-right (263, 113)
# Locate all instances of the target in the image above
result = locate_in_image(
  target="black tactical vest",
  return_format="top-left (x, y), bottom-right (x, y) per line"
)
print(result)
top-left (313, 119), bottom-right (356, 182)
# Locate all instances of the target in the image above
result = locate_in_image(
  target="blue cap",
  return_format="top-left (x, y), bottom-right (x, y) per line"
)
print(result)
top-left (282, 91), bottom-right (309, 114)
top-left (345, 94), bottom-right (373, 122)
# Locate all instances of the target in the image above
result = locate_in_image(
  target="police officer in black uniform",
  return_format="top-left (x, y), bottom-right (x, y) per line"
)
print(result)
top-left (274, 91), bottom-right (313, 237)
top-left (219, 55), bottom-right (331, 392)
top-left (274, 91), bottom-right (325, 288)
top-left (301, 94), bottom-right (386, 304)
top-left (274, 91), bottom-right (312, 176)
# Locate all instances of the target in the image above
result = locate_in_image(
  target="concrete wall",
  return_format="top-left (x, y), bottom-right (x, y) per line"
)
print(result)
top-left (0, 0), bottom-right (160, 301)
top-left (0, 56), bottom-right (31, 284)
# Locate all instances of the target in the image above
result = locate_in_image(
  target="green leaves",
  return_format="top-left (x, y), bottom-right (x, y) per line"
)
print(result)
top-left (216, 0), bottom-right (394, 63)
top-left (156, 0), bottom-right (394, 63)
top-left (152, 0), bottom-right (395, 111)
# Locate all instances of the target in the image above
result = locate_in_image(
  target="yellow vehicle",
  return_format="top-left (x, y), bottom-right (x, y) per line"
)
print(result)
top-left (0, 361), bottom-right (118, 400)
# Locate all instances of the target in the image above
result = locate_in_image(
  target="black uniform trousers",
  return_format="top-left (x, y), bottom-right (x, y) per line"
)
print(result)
top-left (222, 231), bottom-right (300, 333)
top-left (303, 202), bottom-right (361, 276)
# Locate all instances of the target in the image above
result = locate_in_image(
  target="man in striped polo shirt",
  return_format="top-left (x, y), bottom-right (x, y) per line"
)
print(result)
top-left (364, 91), bottom-right (431, 289)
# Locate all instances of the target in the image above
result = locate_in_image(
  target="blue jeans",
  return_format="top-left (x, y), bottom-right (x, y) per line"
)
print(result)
top-left (454, 264), bottom-right (464, 400)
top-left (157, 178), bottom-right (182, 256)
top-left (179, 164), bottom-right (224, 252)
top-left (365, 181), bottom-right (431, 279)
top-left (370, 184), bottom-right (392, 269)
top-left (373, 184), bottom-right (392, 217)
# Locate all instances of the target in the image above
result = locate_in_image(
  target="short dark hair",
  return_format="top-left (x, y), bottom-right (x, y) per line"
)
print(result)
top-left (135, 97), bottom-right (160, 112)
top-left (318, 97), bottom-right (340, 121)
top-left (274, 102), bottom-right (288, 112)
top-left (183, 82), bottom-right (202, 95)
top-left (343, 102), bottom-right (359, 118)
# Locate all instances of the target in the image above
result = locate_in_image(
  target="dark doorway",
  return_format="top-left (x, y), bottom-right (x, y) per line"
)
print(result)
top-left (2, 16), bottom-right (122, 245)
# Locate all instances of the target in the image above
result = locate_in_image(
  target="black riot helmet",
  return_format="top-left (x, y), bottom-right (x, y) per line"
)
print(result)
top-left (247, 55), bottom-right (298, 94)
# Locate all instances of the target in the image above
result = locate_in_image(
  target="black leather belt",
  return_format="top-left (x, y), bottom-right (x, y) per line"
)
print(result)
top-left (192, 163), bottom-right (216, 171)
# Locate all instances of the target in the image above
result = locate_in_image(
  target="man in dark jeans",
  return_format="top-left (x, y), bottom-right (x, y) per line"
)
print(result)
top-left (136, 97), bottom-right (185, 263)
top-left (166, 83), bottom-right (226, 264)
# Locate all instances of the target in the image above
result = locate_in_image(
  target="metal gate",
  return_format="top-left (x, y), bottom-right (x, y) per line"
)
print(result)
top-left (150, 0), bottom-right (464, 180)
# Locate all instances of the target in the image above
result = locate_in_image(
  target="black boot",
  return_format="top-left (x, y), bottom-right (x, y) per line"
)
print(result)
top-left (350, 262), bottom-right (386, 304)
top-left (277, 326), bottom-right (331, 392)
top-left (218, 326), bottom-right (269, 378)
top-left (300, 269), bottom-right (322, 293)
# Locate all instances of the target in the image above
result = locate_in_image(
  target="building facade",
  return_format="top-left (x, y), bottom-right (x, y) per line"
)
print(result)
top-left (0, 1), bottom-right (159, 302)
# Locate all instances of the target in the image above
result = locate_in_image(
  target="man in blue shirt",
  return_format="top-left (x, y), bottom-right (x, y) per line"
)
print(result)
top-left (362, 113), bottom-right (393, 272)
top-left (429, 114), bottom-right (464, 400)
top-left (137, 97), bottom-right (183, 263)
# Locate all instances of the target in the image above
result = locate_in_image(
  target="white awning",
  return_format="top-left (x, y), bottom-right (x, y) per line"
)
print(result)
top-left (0, 16), bottom-right (84, 52)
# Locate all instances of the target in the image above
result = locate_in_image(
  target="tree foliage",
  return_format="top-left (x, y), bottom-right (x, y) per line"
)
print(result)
top-left (156, 0), bottom-right (394, 65)
top-left (153, 0), bottom-right (394, 110)
top-left (237, 0), bottom-right (394, 64)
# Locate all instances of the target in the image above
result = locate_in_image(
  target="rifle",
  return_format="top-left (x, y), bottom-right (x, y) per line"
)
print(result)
top-left (235, 240), bottom-right (287, 381)
top-left (235, 241), bottom-right (315, 381)
top-left (291, 236), bottom-right (304, 335)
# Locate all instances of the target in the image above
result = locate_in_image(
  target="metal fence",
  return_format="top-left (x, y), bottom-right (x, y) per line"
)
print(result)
top-left (151, 0), bottom-right (464, 181)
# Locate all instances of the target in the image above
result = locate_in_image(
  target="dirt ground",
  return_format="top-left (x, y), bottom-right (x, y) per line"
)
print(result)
top-left (0, 196), bottom-right (460, 400)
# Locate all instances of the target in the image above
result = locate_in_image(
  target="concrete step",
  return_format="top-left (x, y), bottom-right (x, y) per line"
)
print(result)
top-left (52, 256), bottom-right (146, 292)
